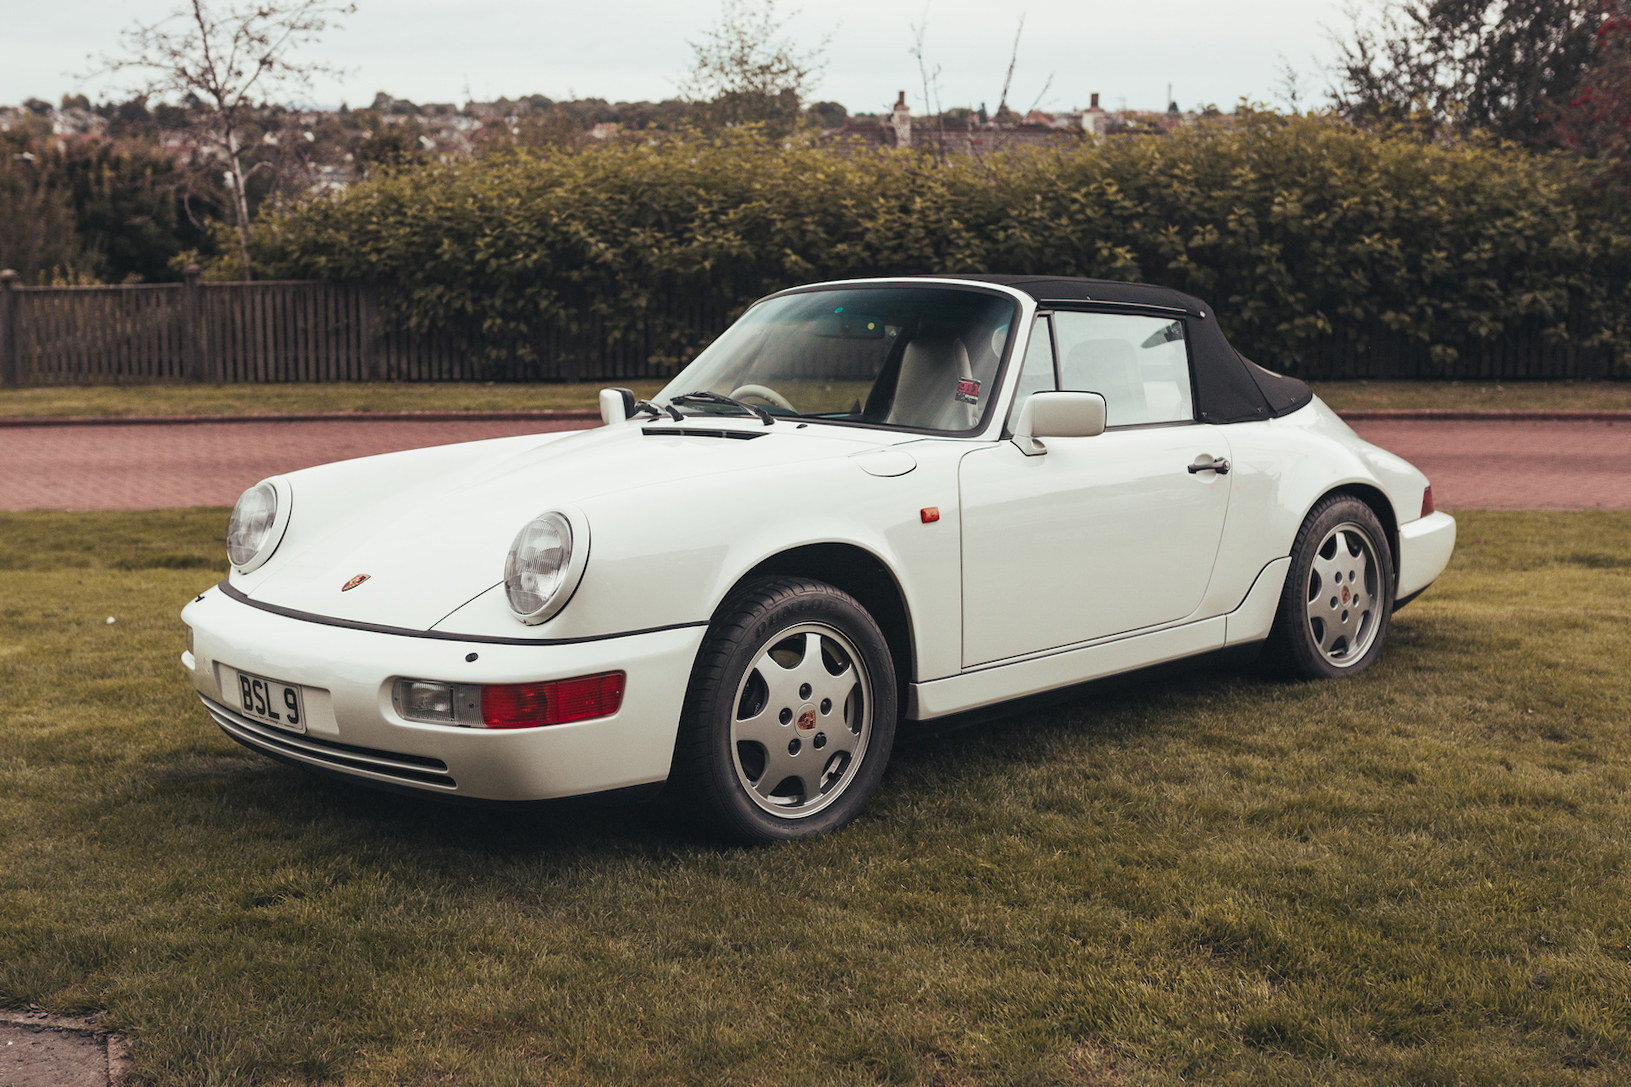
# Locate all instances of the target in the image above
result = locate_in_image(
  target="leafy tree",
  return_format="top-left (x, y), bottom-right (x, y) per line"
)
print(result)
top-left (508, 108), bottom-right (594, 153)
top-left (677, 0), bottom-right (827, 135)
top-left (64, 139), bottom-right (205, 282)
top-left (99, 95), bottom-right (160, 139)
top-left (1552, 1), bottom-right (1631, 191)
top-left (599, 98), bottom-right (692, 133)
top-left (350, 110), bottom-right (436, 173)
top-left (1333, 0), bottom-right (1599, 143)
top-left (0, 132), bottom-right (92, 283)
top-left (0, 124), bottom-right (208, 284)
top-left (805, 100), bottom-right (847, 128)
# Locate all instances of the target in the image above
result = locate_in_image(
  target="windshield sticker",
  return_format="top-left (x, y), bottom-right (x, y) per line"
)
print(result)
top-left (955, 378), bottom-right (982, 404)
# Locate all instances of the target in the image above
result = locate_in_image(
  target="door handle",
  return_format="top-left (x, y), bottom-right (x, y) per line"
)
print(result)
top-left (1188, 457), bottom-right (1230, 475)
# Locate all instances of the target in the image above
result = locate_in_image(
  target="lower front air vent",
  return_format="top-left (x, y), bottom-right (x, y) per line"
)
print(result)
top-left (201, 695), bottom-right (456, 789)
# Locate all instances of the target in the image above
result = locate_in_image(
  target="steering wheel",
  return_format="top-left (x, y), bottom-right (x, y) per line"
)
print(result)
top-left (729, 384), bottom-right (796, 413)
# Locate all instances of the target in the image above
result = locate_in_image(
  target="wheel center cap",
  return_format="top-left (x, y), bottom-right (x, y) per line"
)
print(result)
top-left (796, 705), bottom-right (818, 732)
top-left (1341, 585), bottom-right (1350, 604)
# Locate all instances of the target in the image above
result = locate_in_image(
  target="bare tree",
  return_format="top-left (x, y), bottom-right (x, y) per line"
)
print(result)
top-left (95, 0), bottom-right (353, 274)
top-left (679, 0), bottom-right (828, 135)
top-left (909, 3), bottom-right (945, 156)
top-left (1276, 55), bottom-right (1305, 114)
top-left (995, 16), bottom-right (1025, 120)
top-left (1023, 74), bottom-right (1055, 116)
top-left (987, 14), bottom-right (1052, 122)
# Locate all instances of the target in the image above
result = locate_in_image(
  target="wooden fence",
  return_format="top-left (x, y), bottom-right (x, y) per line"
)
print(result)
top-left (0, 269), bottom-right (1623, 385)
top-left (0, 270), bottom-right (724, 386)
top-left (1307, 308), bottom-right (1623, 383)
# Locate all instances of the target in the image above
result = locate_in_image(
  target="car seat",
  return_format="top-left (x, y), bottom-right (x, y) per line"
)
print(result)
top-left (886, 332), bottom-right (977, 430)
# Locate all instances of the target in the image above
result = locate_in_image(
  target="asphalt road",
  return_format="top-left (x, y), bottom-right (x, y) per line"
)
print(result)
top-left (0, 418), bottom-right (583, 511)
top-left (1, 416), bottom-right (1626, 512)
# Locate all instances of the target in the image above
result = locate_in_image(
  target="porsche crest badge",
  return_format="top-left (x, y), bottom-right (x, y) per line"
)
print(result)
top-left (341, 574), bottom-right (371, 592)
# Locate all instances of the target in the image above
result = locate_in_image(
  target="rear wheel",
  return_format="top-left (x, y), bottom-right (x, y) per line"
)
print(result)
top-left (1266, 495), bottom-right (1395, 679)
top-left (671, 577), bottom-right (897, 843)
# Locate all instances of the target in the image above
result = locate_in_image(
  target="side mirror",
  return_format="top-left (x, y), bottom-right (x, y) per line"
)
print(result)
top-left (599, 387), bottom-right (637, 425)
top-left (1011, 391), bottom-right (1106, 456)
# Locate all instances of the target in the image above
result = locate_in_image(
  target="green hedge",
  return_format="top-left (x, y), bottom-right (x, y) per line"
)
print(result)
top-left (256, 113), bottom-right (1631, 375)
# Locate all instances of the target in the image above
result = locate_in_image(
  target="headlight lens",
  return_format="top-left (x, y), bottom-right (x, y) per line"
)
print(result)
top-left (227, 482), bottom-right (279, 567)
top-left (505, 512), bottom-right (574, 619)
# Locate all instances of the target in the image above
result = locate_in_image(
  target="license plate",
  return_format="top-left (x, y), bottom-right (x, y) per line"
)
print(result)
top-left (233, 670), bottom-right (308, 734)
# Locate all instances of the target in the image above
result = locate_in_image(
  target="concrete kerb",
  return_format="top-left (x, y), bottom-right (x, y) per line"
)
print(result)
top-left (0, 1009), bottom-right (130, 1087)
top-left (1337, 409), bottom-right (1631, 422)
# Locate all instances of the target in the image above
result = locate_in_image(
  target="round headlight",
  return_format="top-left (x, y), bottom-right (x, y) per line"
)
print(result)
top-left (505, 511), bottom-right (585, 623)
top-left (228, 482), bottom-right (279, 567)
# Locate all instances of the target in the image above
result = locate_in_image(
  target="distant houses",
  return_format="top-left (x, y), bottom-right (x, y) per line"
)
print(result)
top-left (0, 88), bottom-right (1232, 198)
top-left (821, 91), bottom-right (1222, 156)
top-left (0, 101), bottom-right (109, 141)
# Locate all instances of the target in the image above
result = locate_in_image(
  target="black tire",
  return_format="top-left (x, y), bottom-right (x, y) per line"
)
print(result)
top-left (669, 576), bottom-right (898, 844)
top-left (1264, 494), bottom-right (1396, 680)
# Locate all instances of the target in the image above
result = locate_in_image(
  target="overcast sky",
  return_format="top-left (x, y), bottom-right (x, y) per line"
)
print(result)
top-left (3, 0), bottom-right (1357, 116)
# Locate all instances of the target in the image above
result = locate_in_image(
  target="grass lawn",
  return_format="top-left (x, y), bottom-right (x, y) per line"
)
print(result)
top-left (0, 382), bottom-right (667, 418)
top-left (3, 509), bottom-right (1630, 1085)
top-left (0, 379), bottom-right (1628, 418)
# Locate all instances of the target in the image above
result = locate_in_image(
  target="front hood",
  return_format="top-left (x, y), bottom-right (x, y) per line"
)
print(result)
top-left (236, 420), bottom-right (894, 631)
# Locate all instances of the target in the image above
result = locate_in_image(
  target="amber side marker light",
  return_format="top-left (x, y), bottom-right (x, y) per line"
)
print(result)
top-left (1421, 485), bottom-right (1435, 518)
top-left (920, 506), bottom-right (940, 523)
top-left (481, 671), bottom-right (626, 729)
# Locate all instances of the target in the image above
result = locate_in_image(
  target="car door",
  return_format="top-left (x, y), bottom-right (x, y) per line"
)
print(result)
top-left (959, 309), bottom-right (1234, 668)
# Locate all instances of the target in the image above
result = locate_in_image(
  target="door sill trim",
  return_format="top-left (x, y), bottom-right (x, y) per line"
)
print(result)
top-left (911, 616), bottom-right (1226, 720)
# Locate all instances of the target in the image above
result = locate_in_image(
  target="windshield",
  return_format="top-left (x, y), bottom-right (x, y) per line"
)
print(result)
top-left (656, 287), bottom-right (1019, 433)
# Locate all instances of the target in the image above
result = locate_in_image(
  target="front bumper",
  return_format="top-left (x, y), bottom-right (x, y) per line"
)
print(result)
top-left (1396, 511), bottom-right (1457, 601)
top-left (181, 587), bottom-right (706, 801)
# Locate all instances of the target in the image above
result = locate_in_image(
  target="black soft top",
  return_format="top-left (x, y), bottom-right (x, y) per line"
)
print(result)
top-left (952, 274), bottom-right (1313, 424)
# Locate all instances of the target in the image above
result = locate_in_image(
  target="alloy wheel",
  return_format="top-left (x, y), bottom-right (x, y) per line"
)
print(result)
top-left (729, 622), bottom-right (873, 818)
top-left (1304, 521), bottom-right (1383, 667)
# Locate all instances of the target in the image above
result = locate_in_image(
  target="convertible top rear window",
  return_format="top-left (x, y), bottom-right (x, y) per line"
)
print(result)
top-left (657, 287), bottom-right (1020, 434)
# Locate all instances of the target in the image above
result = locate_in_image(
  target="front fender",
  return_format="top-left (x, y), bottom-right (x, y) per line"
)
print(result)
top-left (433, 442), bottom-right (968, 680)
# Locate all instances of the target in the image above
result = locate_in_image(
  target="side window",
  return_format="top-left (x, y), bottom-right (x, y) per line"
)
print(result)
top-left (1004, 316), bottom-right (1057, 432)
top-left (1052, 312), bottom-right (1194, 427)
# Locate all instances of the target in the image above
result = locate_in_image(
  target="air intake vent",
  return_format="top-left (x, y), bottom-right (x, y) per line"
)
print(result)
top-left (641, 427), bottom-right (766, 440)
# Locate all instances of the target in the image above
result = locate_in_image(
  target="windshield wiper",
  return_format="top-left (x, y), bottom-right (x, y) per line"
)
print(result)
top-left (632, 398), bottom-right (683, 422)
top-left (670, 391), bottom-right (775, 426)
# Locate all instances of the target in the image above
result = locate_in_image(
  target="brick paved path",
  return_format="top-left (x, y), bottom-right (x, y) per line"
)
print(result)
top-left (2, 416), bottom-right (1627, 511)
top-left (0, 418), bottom-right (589, 511)
top-left (1346, 418), bottom-right (1631, 511)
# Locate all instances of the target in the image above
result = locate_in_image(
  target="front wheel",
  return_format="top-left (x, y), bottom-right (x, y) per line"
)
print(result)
top-left (671, 577), bottom-right (898, 843)
top-left (1265, 494), bottom-right (1396, 679)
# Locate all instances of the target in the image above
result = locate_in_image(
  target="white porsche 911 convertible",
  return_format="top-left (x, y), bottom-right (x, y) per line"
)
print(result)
top-left (180, 275), bottom-right (1457, 841)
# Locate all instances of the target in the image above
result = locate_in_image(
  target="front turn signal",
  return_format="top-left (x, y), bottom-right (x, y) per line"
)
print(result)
top-left (481, 672), bottom-right (626, 729)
